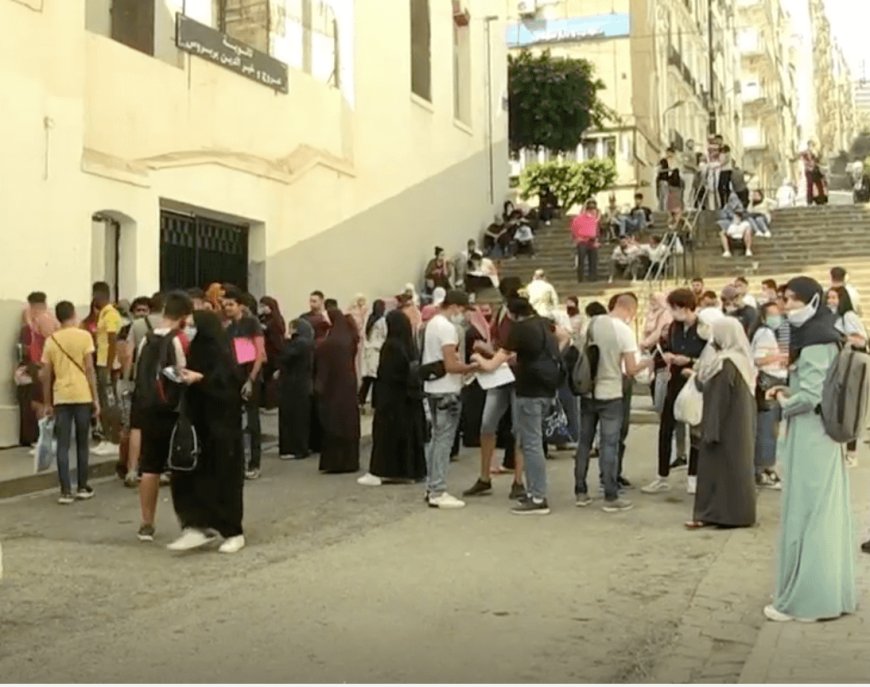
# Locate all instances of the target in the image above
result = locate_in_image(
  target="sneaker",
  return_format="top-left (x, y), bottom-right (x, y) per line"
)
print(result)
top-left (463, 479), bottom-right (493, 497)
top-left (508, 482), bottom-right (527, 500)
top-left (641, 477), bottom-right (671, 494)
top-left (279, 454), bottom-right (297, 461)
top-left (159, 472), bottom-right (171, 486)
top-left (745, 249), bottom-right (753, 257)
top-left (357, 473), bottom-right (383, 487)
top-left (426, 493), bottom-right (466, 510)
top-left (861, 540), bottom-right (870, 554)
top-left (669, 456), bottom-right (688, 471)
top-left (722, 250), bottom-right (732, 258)
top-left (511, 496), bottom-right (550, 515)
top-left (618, 476), bottom-right (633, 489)
top-left (123, 471), bottom-right (139, 488)
top-left (763, 604), bottom-right (793, 623)
top-left (245, 468), bottom-right (261, 480)
top-left (92, 441), bottom-right (118, 456)
top-left (75, 486), bottom-right (95, 500)
top-left (137, 524), bottom-right (156, 542)
top-left (845, 454), bottom-right (858, 469)
top-left (167, 528), bottom-right (216, 551)
top-left (687, 475), bottom-right (697, 495)
top-left (58, 492), bottom-right (74, 505)
top-left (602, 498), bottom-right (634, 513)
top-left (575, 493), bottom-right (593, 507)
top-left (589, 447), bottom-right (600, 458)
top-left (219, 535), bottom-right (246, 554)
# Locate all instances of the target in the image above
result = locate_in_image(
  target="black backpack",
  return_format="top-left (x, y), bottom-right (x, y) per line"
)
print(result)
top-left (134, 331), bottom-right (184, 412)
top-left (528, 317), bottom-right (565, 394)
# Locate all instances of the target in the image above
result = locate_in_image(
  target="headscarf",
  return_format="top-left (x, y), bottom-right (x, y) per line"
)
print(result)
top-left (187, 310), bottom-right (243, 398)
top-left (205, 283), bottom-right (225, 311)
top-left (431, 287), bottom-right (446, 307)
top-left (696, 317), bottom-right (756, 392)
top-left (365, 299), bottom-right (386, 338)
top-left (384, 309), bottom-right (416, 360)
top-left (465, 306), bottom-right (491, 343)
top-left (785, 276), bottom-right (840, 360)
top-left (696, 306), bottom-right (725, 341)
top-left (291, 317), bottom-right (315, 342)
top-left (404, 283), bottom-right (420, 308)
top-left (259, 296), bottom-right (286, 360)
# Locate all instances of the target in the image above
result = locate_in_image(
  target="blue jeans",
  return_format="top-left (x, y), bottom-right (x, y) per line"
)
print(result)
top-left (748, 214), bottom-right (770, 235)
top-left (755, 407), bottom-right (778, 472)
top-left (55, 403), bottom-right (92, 494)
top-left (575, 397), bottom-right (624, 501)
top-left (425, 393), bottom-right (462, 496)
top-left (514, 396), bottom-right (550, 500)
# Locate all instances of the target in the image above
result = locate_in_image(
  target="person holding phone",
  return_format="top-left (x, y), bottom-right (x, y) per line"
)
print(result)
top-left (223, 287), bottom-right (266, 480)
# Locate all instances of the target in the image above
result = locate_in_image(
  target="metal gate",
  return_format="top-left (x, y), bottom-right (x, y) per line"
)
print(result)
top-left (159, 211), bottom-right (249, 291)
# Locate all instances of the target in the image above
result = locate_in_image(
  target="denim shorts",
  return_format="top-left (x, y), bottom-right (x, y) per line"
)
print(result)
top-left (480, 384), bottom-right (514, 435)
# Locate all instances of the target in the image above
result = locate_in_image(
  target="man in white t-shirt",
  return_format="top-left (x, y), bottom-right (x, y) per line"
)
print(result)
top-left (574, 293), bottom-right (651, 513)
top-left (421, 290), bottom-right (479, 509)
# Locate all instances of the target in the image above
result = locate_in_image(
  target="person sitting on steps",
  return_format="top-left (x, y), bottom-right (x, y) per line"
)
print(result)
top-left (720, 210), bottom-right (754, 258)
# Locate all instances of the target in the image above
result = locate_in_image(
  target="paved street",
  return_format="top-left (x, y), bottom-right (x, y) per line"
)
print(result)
top-left (1, 424), bottom-right (868, 683)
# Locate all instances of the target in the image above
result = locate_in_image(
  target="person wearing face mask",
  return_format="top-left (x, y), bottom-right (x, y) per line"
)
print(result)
top-left (643, 289), bottom-right (707, 496)
top-left (686, 317), bottom-right (758, 529)
top-left (751, 302), bottom-right (789, 489)
top-left (421, 290), bottom-right (479, 509)
top-left (762, 276), bottom-right (856, 623)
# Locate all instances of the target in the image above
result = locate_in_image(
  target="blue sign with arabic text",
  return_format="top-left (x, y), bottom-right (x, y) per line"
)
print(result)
top-left (506, 14), bottom-right (630, 48)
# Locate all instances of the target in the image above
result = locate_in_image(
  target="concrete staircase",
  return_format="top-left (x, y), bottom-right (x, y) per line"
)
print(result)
top-left (495, 204), bottom-right (870, 308)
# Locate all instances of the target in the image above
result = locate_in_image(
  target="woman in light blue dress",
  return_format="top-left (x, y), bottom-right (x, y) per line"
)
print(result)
top-left (765, 276), bottom-right (857, 622)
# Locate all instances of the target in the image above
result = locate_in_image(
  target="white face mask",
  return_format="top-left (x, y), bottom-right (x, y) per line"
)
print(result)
top-left (787, 294), bottom-right (819, 327)
top-left (450, 314), bottom-right (466, 326)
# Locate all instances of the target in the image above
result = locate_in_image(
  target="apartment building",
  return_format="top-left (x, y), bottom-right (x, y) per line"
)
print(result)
top-left (736, 0), bottom-right (800, 191)
top-left (505, 0), bottom-right (741, 204)
top-left (0, 0), bottom-right (509, 446)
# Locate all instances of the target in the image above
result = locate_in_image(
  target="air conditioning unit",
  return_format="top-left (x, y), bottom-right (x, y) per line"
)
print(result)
top-left (518, 0), bottom-right (537, 17)
top-left (452, 0), bottom-right (470, 26)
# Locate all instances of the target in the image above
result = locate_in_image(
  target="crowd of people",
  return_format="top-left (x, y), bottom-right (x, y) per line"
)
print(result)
top-left (13, 232), bottom-right (868, 624)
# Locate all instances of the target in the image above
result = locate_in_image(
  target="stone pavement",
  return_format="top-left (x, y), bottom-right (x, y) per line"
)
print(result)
top-left (0, 424), bottom-right (867, 682)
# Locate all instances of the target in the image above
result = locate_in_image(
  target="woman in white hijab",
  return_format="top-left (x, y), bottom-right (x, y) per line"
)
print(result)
top-left (686, 317), bottom-right (758, 529)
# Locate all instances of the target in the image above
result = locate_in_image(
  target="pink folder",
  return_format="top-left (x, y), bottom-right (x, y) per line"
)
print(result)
top-left (234, 338), bottom-right (257, 365)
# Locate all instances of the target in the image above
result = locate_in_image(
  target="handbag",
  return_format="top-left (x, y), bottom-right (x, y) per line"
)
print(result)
top-left (674, 375), bottom-right (703, 426)
top-left (167, 394), bottom-right (200, 472)
top-left (543, 397), bottom-right (571, 445)
top-left (755, 371), bottom-right (782, 412)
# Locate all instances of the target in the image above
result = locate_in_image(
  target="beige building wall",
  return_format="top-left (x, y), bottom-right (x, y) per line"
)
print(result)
top-left (0, 0), bottom-right (509, 447)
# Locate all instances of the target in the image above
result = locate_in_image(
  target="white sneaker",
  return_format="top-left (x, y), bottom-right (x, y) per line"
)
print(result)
top-left (687, 475), bottom-right (697, 495)
top-left (427, 493), bottom-right (466, 509)
top-left (357, 473), bottom-right (383, 487)
top-left (763, 604), bottom-right (793, 622)
top-left (722, 250), bottom-right (732, 258)
top-left (745, 249), bottom-right (753, 257)
top-left (641, 477), bottom-right (671, 494)
top-left (219, 535), bottom-right (246, 554)
top-left (167, 528), bottom-right (215, 552)
top-left (845, 454), bottom-right (858, 468)
top-left (92, 441), bottom-right (118, 456)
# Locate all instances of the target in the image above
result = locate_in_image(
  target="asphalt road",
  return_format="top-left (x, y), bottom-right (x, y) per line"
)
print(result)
top-left (0, 424), bottom-right (866, 683)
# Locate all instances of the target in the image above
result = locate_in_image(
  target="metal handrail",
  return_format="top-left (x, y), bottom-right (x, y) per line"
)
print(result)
top-left (641, 208), bottom-right (700, 287)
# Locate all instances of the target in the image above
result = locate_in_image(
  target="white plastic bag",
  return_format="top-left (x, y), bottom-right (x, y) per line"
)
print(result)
top-left (674, 375), bottom-right (703, 426)
top-left (34, 416), bottom-right (57, 473)
top-left (634, 354), bottom-right (653, 386)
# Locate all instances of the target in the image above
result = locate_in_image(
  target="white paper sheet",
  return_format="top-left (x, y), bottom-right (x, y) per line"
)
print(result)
top-left (475, 363), bottom-right (515, 390)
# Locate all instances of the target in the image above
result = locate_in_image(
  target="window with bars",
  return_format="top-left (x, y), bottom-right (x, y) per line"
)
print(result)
top-left (213, 0), bottom-right (271, 55)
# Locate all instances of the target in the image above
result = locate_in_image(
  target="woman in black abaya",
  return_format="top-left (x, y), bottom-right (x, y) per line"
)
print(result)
top-left (278, 318), bottom-right (314, 460)
top-left (169, 310), bottom-right (246, 554)
top-left (316, 308), bottom-right (361, 473)
top-left (358, 310), bottom-right (426, 486)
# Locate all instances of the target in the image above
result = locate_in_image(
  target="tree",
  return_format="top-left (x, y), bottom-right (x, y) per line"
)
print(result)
top-left (508, 49), bottom-right (614, 154)
top-left (519, 159), bottom-right (617, 212)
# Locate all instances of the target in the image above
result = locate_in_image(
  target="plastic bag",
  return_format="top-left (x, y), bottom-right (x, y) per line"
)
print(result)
top-left (634, 354), bottom-right (653, 386)
top-left (543, 398), bottom-right (571, 445)
top-left (34, 416), bottom-right (57, 473)
top-left (674, 375), bottom-right (703, 427)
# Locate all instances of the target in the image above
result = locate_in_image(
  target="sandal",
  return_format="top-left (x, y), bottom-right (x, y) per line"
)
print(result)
top-left (684, 520), bottom-right (711, 530)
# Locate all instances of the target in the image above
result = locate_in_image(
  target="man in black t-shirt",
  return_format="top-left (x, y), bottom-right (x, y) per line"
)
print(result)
top-left (223, 287), bottom-right (265, 479)
top-left (473, 296), bottom-right (560, 515)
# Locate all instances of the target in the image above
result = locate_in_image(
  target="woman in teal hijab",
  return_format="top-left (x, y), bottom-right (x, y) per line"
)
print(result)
top-left (765, 276), bottom-right (857, 622)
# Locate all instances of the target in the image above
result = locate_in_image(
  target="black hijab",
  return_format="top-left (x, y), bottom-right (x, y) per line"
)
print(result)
top-left (786, 276), bottom-right (840, 360)
top-left (384, 309), bottom-right (416, 360)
